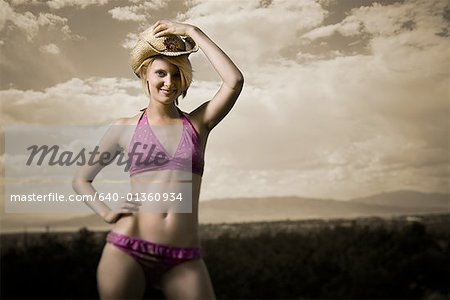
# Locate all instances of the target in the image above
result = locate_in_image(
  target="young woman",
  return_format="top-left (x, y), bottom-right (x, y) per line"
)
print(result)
top-left (72, 20), bottom-right (243, 299)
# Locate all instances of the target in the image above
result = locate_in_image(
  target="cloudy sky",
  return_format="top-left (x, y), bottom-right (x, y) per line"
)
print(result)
top-left (1, 0), bottom-right (449, 210)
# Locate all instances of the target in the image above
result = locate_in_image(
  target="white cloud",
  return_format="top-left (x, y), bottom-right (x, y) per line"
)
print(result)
top-left (301, 0), bottom-right (448, 42)
top-left (317, 0), bottom-right (337, 6)
top-left (172, 0), bottom-right (449, 198)
top-left (10, 0), bottom-right (41, 5)
top-left (37, 12), bottom-right (67, 26)
top-left (47, 0), bottom-right (109, 10)
top-left (108, 0), bottom-right (168, 22)
top-left (39, 43), bottom-right (60, 54)
top-left (109, 6), bottom-right (146, 22)
top-left (336, 15), bottom-right (362, 36)
top-left (122, 32), bottom-right (139, 49)
top-left (178, 0), bottom-right (327, 63)
top-left (301, 23), bottom-right (339, 40)
top-left (0, 0), bottom-right (15, 31)
top-left (141, 0), bottom-right (168, 10)
top-left (2, 0), bottom-right (448, 200)
top-left (181, 51), bottom-right (447, 199)
top-left (0, 0), bottom-right (83, 41)
top-left (0, 77), bottom-right (145, 125)
top-left (296, 51), bottom-right (321, 63)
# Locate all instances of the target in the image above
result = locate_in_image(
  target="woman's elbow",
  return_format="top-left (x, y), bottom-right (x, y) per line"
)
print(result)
top-left (229, 73), bottom-right (244, 90)
top-left (71, 179), bottom-right (81, 192)
top-left (235, 72), bottom-right (244, 86)
top-left (72, 178), bottom-right (91, 192)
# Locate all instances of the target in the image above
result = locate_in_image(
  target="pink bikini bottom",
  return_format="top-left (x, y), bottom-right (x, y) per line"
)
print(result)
top-left (106, 231), bottom-right (202, 288)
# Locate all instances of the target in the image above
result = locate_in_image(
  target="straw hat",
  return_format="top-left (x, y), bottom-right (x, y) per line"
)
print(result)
top-left (130, 28), bottom-right (199, 78)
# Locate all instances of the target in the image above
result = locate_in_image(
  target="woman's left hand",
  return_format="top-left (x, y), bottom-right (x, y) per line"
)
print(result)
top-left (152, 20), bottom-right (195, 38)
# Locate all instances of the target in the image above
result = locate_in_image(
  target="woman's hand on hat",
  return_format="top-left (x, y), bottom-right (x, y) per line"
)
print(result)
top-left (152, 20), bottom-right (195, 38)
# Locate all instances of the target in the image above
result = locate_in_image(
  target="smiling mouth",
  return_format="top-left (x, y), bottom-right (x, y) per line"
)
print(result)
top-left (160, 89), bottom-right (175, 94)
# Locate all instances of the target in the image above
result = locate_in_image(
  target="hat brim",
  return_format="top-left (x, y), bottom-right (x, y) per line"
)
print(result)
top-left (131, 39), bottom-right (199, 78)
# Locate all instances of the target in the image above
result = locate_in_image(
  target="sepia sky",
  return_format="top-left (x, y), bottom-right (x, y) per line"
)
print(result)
top-left (0, 0), bottom-right (449, 206)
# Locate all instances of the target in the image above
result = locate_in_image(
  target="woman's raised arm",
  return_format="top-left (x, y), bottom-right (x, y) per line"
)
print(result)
top-left (153, 20), bottom-right (244, 131)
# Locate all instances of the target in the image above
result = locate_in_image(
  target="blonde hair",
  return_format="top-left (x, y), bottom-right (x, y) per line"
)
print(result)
top-left (139, 55), bottom-right (193, 104)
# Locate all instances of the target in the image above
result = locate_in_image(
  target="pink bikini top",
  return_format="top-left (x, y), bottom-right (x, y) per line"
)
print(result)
top-left (128, 108), bottom-right (204, 177)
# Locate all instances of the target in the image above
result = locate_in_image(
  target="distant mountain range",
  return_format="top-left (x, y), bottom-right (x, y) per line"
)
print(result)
top-left (349, 190), bottom-right (448, 207)
top-left (199, 190), bottom-right (449, 224)
top-left (1, 190), bottom-right (448, 232)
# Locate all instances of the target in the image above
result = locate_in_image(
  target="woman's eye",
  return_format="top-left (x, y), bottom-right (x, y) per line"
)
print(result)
top-left (156, 71), bottom-right (165, 76)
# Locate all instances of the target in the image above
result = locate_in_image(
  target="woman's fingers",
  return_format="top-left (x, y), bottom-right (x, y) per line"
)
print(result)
top-left (152, 20), bottom-right (188, 37)
top-left (117, 208), bottom-right (139, 214)
top-left (153, 23), bottom-right (164, 32)
top-left (153, 23), bottom-right (171, 37)
top-left (155, 19), bottom-right (169, 27)
top-left (129, 193), bottom-right (143, 201)
top-left (117, 206), bottom-right (139, 213)
top-left (116, 198), bottom-right (141, 213)
top-left (121, 202), bottom-right (141, 209)
top-left (155, 31), bottom-right (170, 38)
top-left (124, 200), bottom-right (142, 208)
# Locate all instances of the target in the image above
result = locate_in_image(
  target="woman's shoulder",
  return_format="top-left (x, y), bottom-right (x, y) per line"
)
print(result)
top-left (111, 112), bottom-right (142, 126)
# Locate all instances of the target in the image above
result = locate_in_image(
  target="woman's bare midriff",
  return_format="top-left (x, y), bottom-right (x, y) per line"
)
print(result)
top-left (112, 171), bottom-right (202, 248)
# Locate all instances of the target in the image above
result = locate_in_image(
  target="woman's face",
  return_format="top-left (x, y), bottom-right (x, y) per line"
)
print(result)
top-left (145, 58), bottom-right (182, 104)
